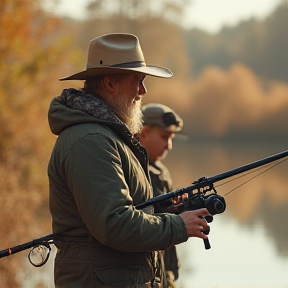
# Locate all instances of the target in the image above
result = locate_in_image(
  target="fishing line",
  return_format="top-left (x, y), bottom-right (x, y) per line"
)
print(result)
top-left (215, 157), bottom-right (288, 197)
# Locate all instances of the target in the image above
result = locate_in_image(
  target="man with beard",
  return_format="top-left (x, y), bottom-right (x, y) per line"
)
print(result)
top-left (48, 33), bottom-right (210, 288)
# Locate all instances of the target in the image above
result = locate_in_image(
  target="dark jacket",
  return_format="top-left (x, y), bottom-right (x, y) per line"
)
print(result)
top-left (48, 88), bottom-right (188, 288)
top-left (149, 161), bottom-right (180, 287)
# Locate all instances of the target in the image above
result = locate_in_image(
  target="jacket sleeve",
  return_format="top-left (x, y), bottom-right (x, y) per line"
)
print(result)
top-left (63, 133), bottom-right (188, 252)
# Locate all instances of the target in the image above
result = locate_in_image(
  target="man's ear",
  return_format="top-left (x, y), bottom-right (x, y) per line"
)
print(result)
top-left (139, 125), bottom-right (150, 139)
top-left (103, 75), bottom-right (115, 92)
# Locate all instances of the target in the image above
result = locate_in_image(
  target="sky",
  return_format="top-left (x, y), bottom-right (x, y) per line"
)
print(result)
top-left (47, 0), bottom-right (283, 34)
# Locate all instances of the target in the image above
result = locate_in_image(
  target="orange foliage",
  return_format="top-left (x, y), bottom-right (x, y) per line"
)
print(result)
top-left (143, 61), bottom-right (288, 142)
top-left (176, 63), bottom-right (288, 140)
top-left (0, 1), bottom-right (76, 287)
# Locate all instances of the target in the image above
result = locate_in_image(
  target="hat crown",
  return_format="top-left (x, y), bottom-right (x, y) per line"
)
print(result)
top-left (59, 33), bottom-right (172, 80)
top-left (87, 33), bottom-right (145, 68)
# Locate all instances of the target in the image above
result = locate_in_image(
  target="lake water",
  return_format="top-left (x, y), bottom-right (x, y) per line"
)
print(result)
top-left (18, 141), bottom-right (288, 288)
top-left (165, 140), bottom-right (288, 288)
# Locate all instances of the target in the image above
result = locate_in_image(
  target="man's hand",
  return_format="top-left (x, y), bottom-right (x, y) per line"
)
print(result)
top-left (179, 208), bottom-right (211, 239)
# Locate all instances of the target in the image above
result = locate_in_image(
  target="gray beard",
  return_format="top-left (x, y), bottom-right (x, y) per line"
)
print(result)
top-left (108, 97), bottom-right (143, 135)
top-left (126, 100), bottom-right (143, 135)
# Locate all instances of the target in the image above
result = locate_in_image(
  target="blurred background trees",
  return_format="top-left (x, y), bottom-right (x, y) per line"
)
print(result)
top-left (0, 0), bottom-right (288, 287)
top-left (0, 0), bottom-right (75, 286)
top-left (184, 1), bottom-right (288, 82)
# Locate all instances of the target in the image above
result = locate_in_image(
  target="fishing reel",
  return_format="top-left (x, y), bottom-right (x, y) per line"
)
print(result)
top-left (176, 191), bottom-right (226, 216)
top-left (169, 185), bottom-right (226, 217)
top-left (166, 183), bottom-right (226, 250)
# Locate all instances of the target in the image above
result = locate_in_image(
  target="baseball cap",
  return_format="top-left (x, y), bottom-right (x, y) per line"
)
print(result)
top-left (142, 103), bottom-right (183, 133)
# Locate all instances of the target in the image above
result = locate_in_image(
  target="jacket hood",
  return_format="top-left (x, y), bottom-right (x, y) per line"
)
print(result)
top-left (48, 88), bottom-right (131, 137)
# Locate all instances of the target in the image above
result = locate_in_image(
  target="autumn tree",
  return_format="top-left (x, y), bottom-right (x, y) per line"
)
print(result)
top-left (0, 0), bottom-right (76, 287)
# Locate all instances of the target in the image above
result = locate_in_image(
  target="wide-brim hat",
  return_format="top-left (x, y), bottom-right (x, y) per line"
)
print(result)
top-left (142, 103), bottom-right (183, 133)
top-left (60, 33), bottom-right (173, 81)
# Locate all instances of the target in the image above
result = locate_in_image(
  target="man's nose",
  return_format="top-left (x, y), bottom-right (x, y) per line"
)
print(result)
top-left (139, 82), bottom-right (147, 95)
top-left (167, 139), bottom-right (173, 151)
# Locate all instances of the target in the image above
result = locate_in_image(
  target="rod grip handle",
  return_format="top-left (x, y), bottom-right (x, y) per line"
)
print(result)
top-left (203, 238), bottom-right (211, 250)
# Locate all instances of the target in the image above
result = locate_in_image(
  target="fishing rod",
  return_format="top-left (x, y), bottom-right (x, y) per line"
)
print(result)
top-left (137, 149), bottom-right (288, 209)
top-left (1, 149), bottom-right (288, 265)
top-left (137, 149), bottom-right (288, 249)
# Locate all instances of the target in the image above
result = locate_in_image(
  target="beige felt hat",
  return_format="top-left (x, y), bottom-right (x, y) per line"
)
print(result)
top-left (60, 33), bottom-right (173, 81)
top-left (142, 103), bottom-right (183, 133)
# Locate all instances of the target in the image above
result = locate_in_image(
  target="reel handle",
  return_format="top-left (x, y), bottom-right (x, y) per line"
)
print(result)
top-left (203, 216), bottom-right (212, 249)
top-left (204, 238), bottom-right (211, 249)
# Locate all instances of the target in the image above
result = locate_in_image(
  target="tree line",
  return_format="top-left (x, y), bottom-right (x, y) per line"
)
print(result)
top-left (184, 0), bottom-right (288, 83)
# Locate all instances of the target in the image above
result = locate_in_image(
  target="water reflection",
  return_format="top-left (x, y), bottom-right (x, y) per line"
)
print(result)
top-left (164, 140), bottom-right (288, 288)
top-left (176, 217), bottom-right (288, 288)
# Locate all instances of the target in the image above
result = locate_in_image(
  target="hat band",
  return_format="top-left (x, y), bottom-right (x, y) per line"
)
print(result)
top-left (110, 61), bottom-right (146, 68)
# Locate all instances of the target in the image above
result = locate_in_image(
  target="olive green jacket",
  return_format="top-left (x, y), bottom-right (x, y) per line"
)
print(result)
top-left (149, 161), bottom-right (180, 287)
top-left (48, 89), bottom-right (188, 288)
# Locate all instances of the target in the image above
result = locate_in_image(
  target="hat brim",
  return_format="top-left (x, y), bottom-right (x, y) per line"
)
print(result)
top-left (59, 66), bottom-right (172, 81)
top-left (164, 125), bottom-right (183, 133)
top-left (145, 123), bottom-right (183, 133)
